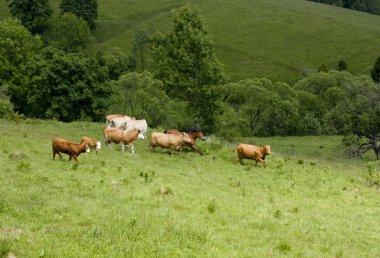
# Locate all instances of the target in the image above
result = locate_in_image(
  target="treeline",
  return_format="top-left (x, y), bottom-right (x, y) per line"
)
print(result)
top-left (1, 1), bottom-right (380, 158)
top-left (307, 0), bottom-right (380, 15)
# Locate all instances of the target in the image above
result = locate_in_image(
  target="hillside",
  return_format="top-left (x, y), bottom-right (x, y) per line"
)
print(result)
top-left (1, 119), bottom-right (380, 256)
top-left (1, 0), bottom-right (380, 82)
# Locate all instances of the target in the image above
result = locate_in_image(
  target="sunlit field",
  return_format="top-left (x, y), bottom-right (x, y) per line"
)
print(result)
top-left (1, 119), bottom-right (379, 257)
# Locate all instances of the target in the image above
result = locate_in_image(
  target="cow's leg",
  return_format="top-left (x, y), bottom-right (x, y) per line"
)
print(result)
top-left (57, 152), bottom-right (63, 159)
top-left (72, 155), bottom-right (79, 163)
top-left (121, 143), bottom-right (125, 152)
top-left (130, 144), bottom-right (135, 155)
top-left (256, 158), bottom-right (265, 167)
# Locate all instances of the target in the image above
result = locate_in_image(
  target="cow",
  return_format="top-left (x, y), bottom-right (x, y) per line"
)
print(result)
top-left (121, 119), bottom-right (148, 139)
top-left (149, 132), bottom-right (193, 154)
top-left (103, 128), bottom-right (141, 154)
top-left (234, 143), bottom-right (271, 167)
top-left (81, 136), bottom-right (101, 154)
top-left (109, 116), bottom-right (135, 128)
top-left (164, 129), bottom-right (205, 152)
top-left (106, 114), bottom-right (135, 127)
top-left (52, 137), bottom-right (90, 163)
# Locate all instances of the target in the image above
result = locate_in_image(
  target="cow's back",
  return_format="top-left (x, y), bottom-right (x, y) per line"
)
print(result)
top-left (237, 143), bottom-right (260, 159)
top-left (151, 132), bottom-right (182, 147)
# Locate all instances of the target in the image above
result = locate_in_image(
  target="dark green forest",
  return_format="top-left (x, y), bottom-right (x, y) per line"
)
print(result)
top-left (1, 0), bottom-right (380, 158)
top-left (307, 0), bottom-right (380, 14)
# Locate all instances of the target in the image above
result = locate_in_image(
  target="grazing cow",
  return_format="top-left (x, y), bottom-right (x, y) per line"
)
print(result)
top-left (109, 116), bottom-right (135, 129)
top-left (103, 128), bottom-right (141, 154)
top-left (81, 136), bottom-right (101, 153)
top-left (121, 119), bottom-right (148, 139)
top-left (234, 143), bottom-right (271, 167)
top-left (106, 114), bottom-right (135, 127)
top-left (149, 132), bottom-right (192, 154)
top-left (164, 129), bottom-right (205, 152)
top-left (52, 137), bottom-right (90, 163)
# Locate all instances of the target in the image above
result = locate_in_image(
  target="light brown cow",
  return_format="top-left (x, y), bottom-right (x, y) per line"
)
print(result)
top-left (52, 137), bottom-right (90, 163)
top-left (149, 132), bottom-right (192, 154)
top-left (81, 136), bottom-right (101, 153)
top-left (103, 128), bottom-right (140, 154)
top-left (234, 143), bottom-right (271, 167)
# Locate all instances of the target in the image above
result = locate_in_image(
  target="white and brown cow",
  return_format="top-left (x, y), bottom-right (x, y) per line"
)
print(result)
top-left (103, 128), bottom-right (141, 154)
top-left (52, 137), bottom-right (90, 163)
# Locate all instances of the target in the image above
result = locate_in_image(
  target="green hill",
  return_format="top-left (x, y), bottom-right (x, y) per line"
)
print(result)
top-left (2, 0), bottom-right (380, 82)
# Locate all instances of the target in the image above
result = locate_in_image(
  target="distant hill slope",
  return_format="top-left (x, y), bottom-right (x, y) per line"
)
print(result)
top-left (2, 0), bottom-right (380, 83)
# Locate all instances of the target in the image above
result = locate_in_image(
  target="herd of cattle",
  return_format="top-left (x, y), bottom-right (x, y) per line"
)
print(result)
top-left (52, 114), bottom-right (272, 166)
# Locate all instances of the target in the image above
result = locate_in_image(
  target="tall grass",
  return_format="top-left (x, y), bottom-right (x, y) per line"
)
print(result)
top-left (0, 119), bottom-right (379, 257)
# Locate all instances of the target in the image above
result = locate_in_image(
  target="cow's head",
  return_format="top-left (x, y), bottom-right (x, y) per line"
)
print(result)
top-left (85, 144), bottom-right (91, 153)
top-left (95, 141), bottom-right (101, 153)
top-left (137, 130), bottom-right (145, 139)
top-left (264, 145), bottom-right (271, 155)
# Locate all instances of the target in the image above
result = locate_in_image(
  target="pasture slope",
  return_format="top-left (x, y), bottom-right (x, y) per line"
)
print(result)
top-left (0, 119), bottom-right (380, 257)
top-left (2, 0), bottom-right (380, 82)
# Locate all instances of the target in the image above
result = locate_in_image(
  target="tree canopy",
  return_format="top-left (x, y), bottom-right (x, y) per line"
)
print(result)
top-left (152, 5), bottom-right (227, 132)
top-left (7, 0), bottom-right (52, 33)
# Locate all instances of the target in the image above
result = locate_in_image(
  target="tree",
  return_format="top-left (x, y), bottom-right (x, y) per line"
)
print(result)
top-left (318, 63), bottom-right (329, 73)
top-left (337, 60), bottom-right (348, 71)
top-left (132, 30), bottom-right (151, 71)
top-left (152, 5), bottom-right (227, 132)
top-left (0, 18), bottom-right (43, 112)
top-left (109, 71), bottom-right (176, 128)
top-left (59, 0), bottom-right (97, 29)
top-left (370, 57), bottom-right (380, 83)
top-left (47, 12), bottom-right (93, 53)
top-left (101, 47), bottom-right (135, 81)
top-left (26, 47), bottom-right (111, 121)
top-left (7, 0), bottom-right (52, 33)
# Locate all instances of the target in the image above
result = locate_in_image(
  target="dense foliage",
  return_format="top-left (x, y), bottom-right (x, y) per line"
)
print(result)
top-left (307, 0), bottom-right (380, 15)
top-left (59, 0), bottom-right (98, 29)
top-left (7, 0), bottom-right (52, 33)
top-left (47, 12), bottom-right (93, 53)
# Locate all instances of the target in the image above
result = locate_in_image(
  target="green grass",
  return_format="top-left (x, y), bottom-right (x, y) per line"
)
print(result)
top-left (1, 119), bottom-right (380, 257)
top-left (2, 0), bottom-right (380, 82)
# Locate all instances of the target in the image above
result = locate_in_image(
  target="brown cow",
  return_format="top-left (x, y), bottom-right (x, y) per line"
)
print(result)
top-left (103, 128), bottom-right (141, 154)
top-left (149, 132), bottom-right (192, 154)
top-left (52, 137), bottom-right (90, 163)
top-left (234, 143), bottom-right (271, 167)
top-left (81, 136), bottom-right (101, 153)
top-left (164, 129), bottom-right (205, 152)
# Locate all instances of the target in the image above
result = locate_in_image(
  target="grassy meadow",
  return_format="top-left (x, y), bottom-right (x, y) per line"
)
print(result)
top-left (1, 119), bottom-right (380, 257)
top-left (2, 0), bottom-right (380, 82)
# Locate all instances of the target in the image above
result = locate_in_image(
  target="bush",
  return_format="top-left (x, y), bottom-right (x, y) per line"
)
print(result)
top-left (0, 98), bottom-right (15, 118)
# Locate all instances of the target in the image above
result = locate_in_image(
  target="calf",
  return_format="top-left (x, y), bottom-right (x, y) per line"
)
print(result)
top-left (149, 132), bottom-right (192, 154)
top-left (103, 128), bottom-right (141, 154)
top-left (81, 136), bottom-right (101, 153)
top-left (234, 143), bottom-right (271, 167)
top-left (52, 137), bottom-right (90, 163)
